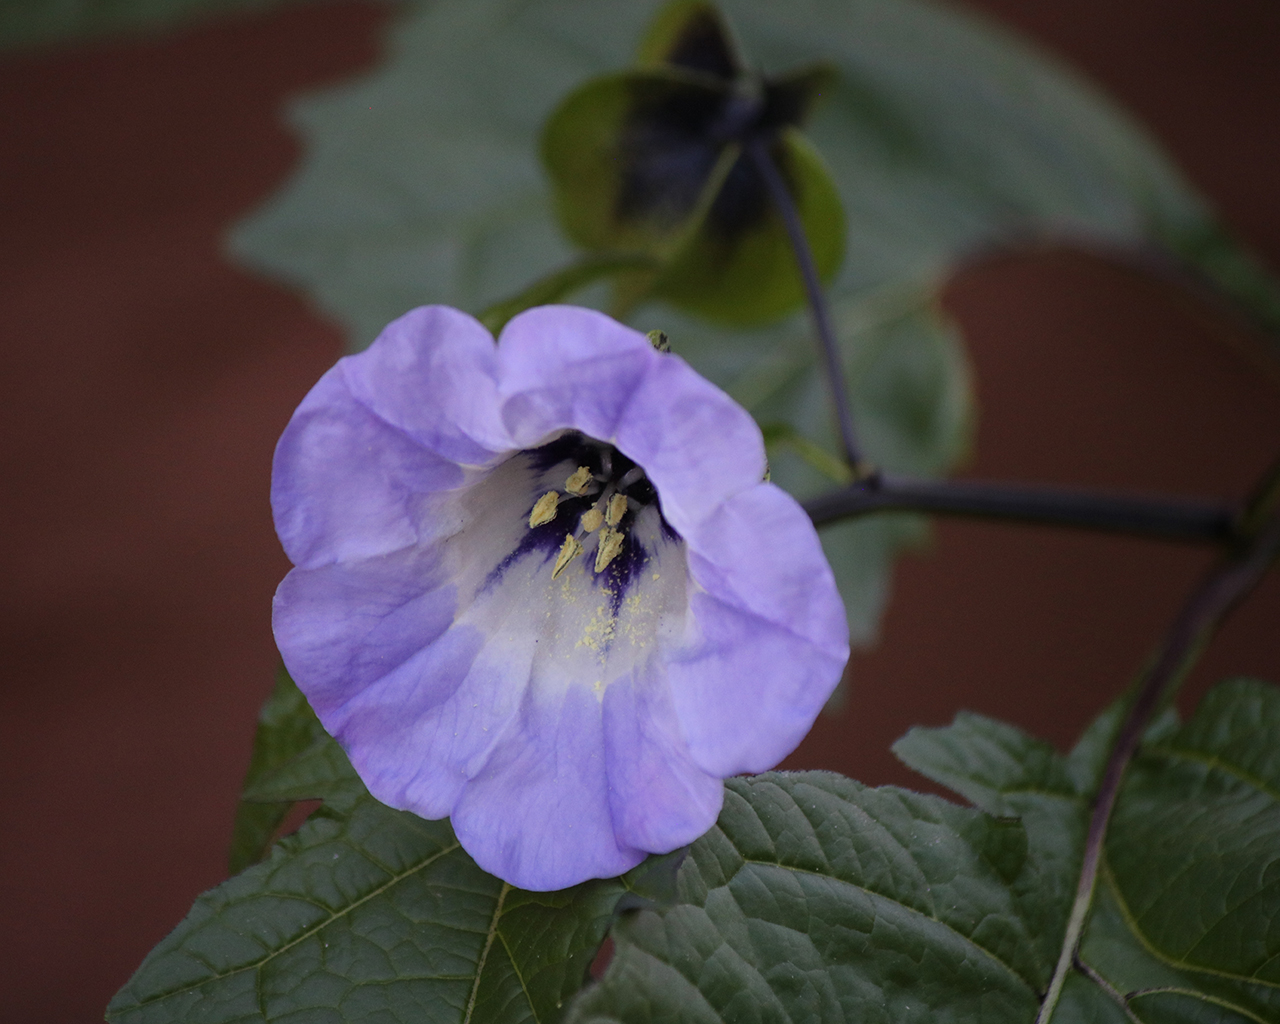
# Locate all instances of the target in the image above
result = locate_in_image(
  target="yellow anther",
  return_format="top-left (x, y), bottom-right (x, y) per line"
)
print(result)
top-left (528, 490), bottom-right (559, 528)
top-left (580, 507), bottom-right (604, 532)
top-left (565, 465), bottom-right (593, 495)
top-left (605, 492), bottom-right (628, 527)
top-left (594, 528), bottom-right (625, 573)
top-left (552, 534), bottom-right (583, 579)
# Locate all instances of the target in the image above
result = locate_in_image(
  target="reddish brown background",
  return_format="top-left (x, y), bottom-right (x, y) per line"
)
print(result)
top-left (2, 1), bottom-right (1278, 1020)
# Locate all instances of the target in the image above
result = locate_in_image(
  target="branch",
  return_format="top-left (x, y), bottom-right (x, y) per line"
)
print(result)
top-left (803, 474), bottom-right (1237, 544)
top-left (746, 137), bottom-right (865, 474)
top-left (1034, 504), bottom-right (1280, 1023)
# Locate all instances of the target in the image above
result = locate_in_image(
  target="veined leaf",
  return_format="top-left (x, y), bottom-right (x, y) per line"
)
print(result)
top-left (1083, 678), bottom-right (1280, 1024)
top-left (120, 670), bottom-right (683, 1024)
top-left (566, 772), bottom-right (1045, 1024)
top-left (895, 678), bottom-right (1280, 1024)
top-left (568, 680), bottom-right (1280, 1023)
top-left (109, 794), bottom-right (652, 1024)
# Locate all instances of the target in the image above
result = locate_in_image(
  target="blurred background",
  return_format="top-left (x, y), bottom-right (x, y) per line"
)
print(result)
top-left (2, 0), bottom-right (1279, 1019)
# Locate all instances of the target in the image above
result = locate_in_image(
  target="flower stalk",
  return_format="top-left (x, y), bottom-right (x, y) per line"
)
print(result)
top-left (746, 137), bottom-right (867, 476)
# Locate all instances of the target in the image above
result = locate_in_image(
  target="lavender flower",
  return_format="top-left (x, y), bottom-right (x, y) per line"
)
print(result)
top-left (271, 305), bottom-right (848, 890)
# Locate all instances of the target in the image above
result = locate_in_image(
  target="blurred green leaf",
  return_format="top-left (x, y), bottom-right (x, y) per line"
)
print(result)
top-left (0, 0), bottom-right (342, 51)
top-left (478, 251), bottom-right (658, 335)
top-left (230, 0), bottom-right (1279, 640)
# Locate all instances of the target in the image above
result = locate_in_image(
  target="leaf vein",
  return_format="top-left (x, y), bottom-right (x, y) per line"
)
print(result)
top-left (1103, 863), bottom-right (1280, 993)
top-left (495, 926), bottom-right (538, 1024)
top-left (1147, 744), bottom-right (1280, 804)
top-left (462, 880), bottom-right (512, 1024)
top-left (1127, 986), bottom-right (1271, 1024)
top-left (739, 857), bottom-right (1038, 994)
top-left (125, 837), bottom-right (463, 1011)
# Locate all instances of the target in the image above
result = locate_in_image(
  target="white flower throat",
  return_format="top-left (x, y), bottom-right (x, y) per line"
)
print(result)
top-left (439, 431), bottom-right (689, 696)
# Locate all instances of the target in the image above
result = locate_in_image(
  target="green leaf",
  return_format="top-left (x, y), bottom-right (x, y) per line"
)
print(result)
top-left (478, 252), bottom-right (659, 335)
top-left (564, 681), bottom-right (1280, 1023)
top-left (132, 669), bottom-right (684, 1023)
top-left (0, 0), bottom-right (336, 51)
top-left (894, 710), bottom-right (1089, 988)
top-left (112, 788), bottom-right (667, 1024)
top-left (897, 678), bottom-right (1280, 1023)
top-left (1081, 678), bottom-right (1280, 1023)
top-left (566, 772), bottom-right (1046, 1023)
top-left (227, 666), bottom-right (332, 874)
top-left (229, 0), bottom-right (1277, 642)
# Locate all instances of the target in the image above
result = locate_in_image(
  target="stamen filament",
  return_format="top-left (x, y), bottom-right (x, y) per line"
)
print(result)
top-left (616, 466), bottom-right (645, 491)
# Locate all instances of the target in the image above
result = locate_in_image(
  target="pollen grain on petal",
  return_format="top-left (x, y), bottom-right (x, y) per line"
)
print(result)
top-left (605, 492), bottom-right (628, 527)
top-left (552, 533), bottom-right (584, 579)
top-left (594, 527), bottom-right (625, 573)
top-left (565, 465), bottom-right (593, 495)
top-left (529, 490), bottom-right (560, 527)
top-left (581, 506), bottom-right (604, 532)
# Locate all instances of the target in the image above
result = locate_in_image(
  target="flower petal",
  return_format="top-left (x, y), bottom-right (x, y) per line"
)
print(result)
top-left (273, 545), bottom-right (458, 711)
top-left (603, 674), bottom-right (724, 853)
top-left (272, 366), bottom-right (465, 570)
top-left (669, 483), bottom-right (849, 776)
top-left (452, 686), bottom-right (647, 890)
top-left (495, 305), bottom-right (655, 447)
top-left (342, 305), bottom-right (512, 464)
top-left (496, 305), bottom-right (767, 536)
top-left (327, 624), bottom-right (536, 821)
top-left (685, 482), bottom-right (848, 653)
top-left (613, 351), bottom-right (766, 537)
top-left (667, 591), bottom-right (847, 776)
